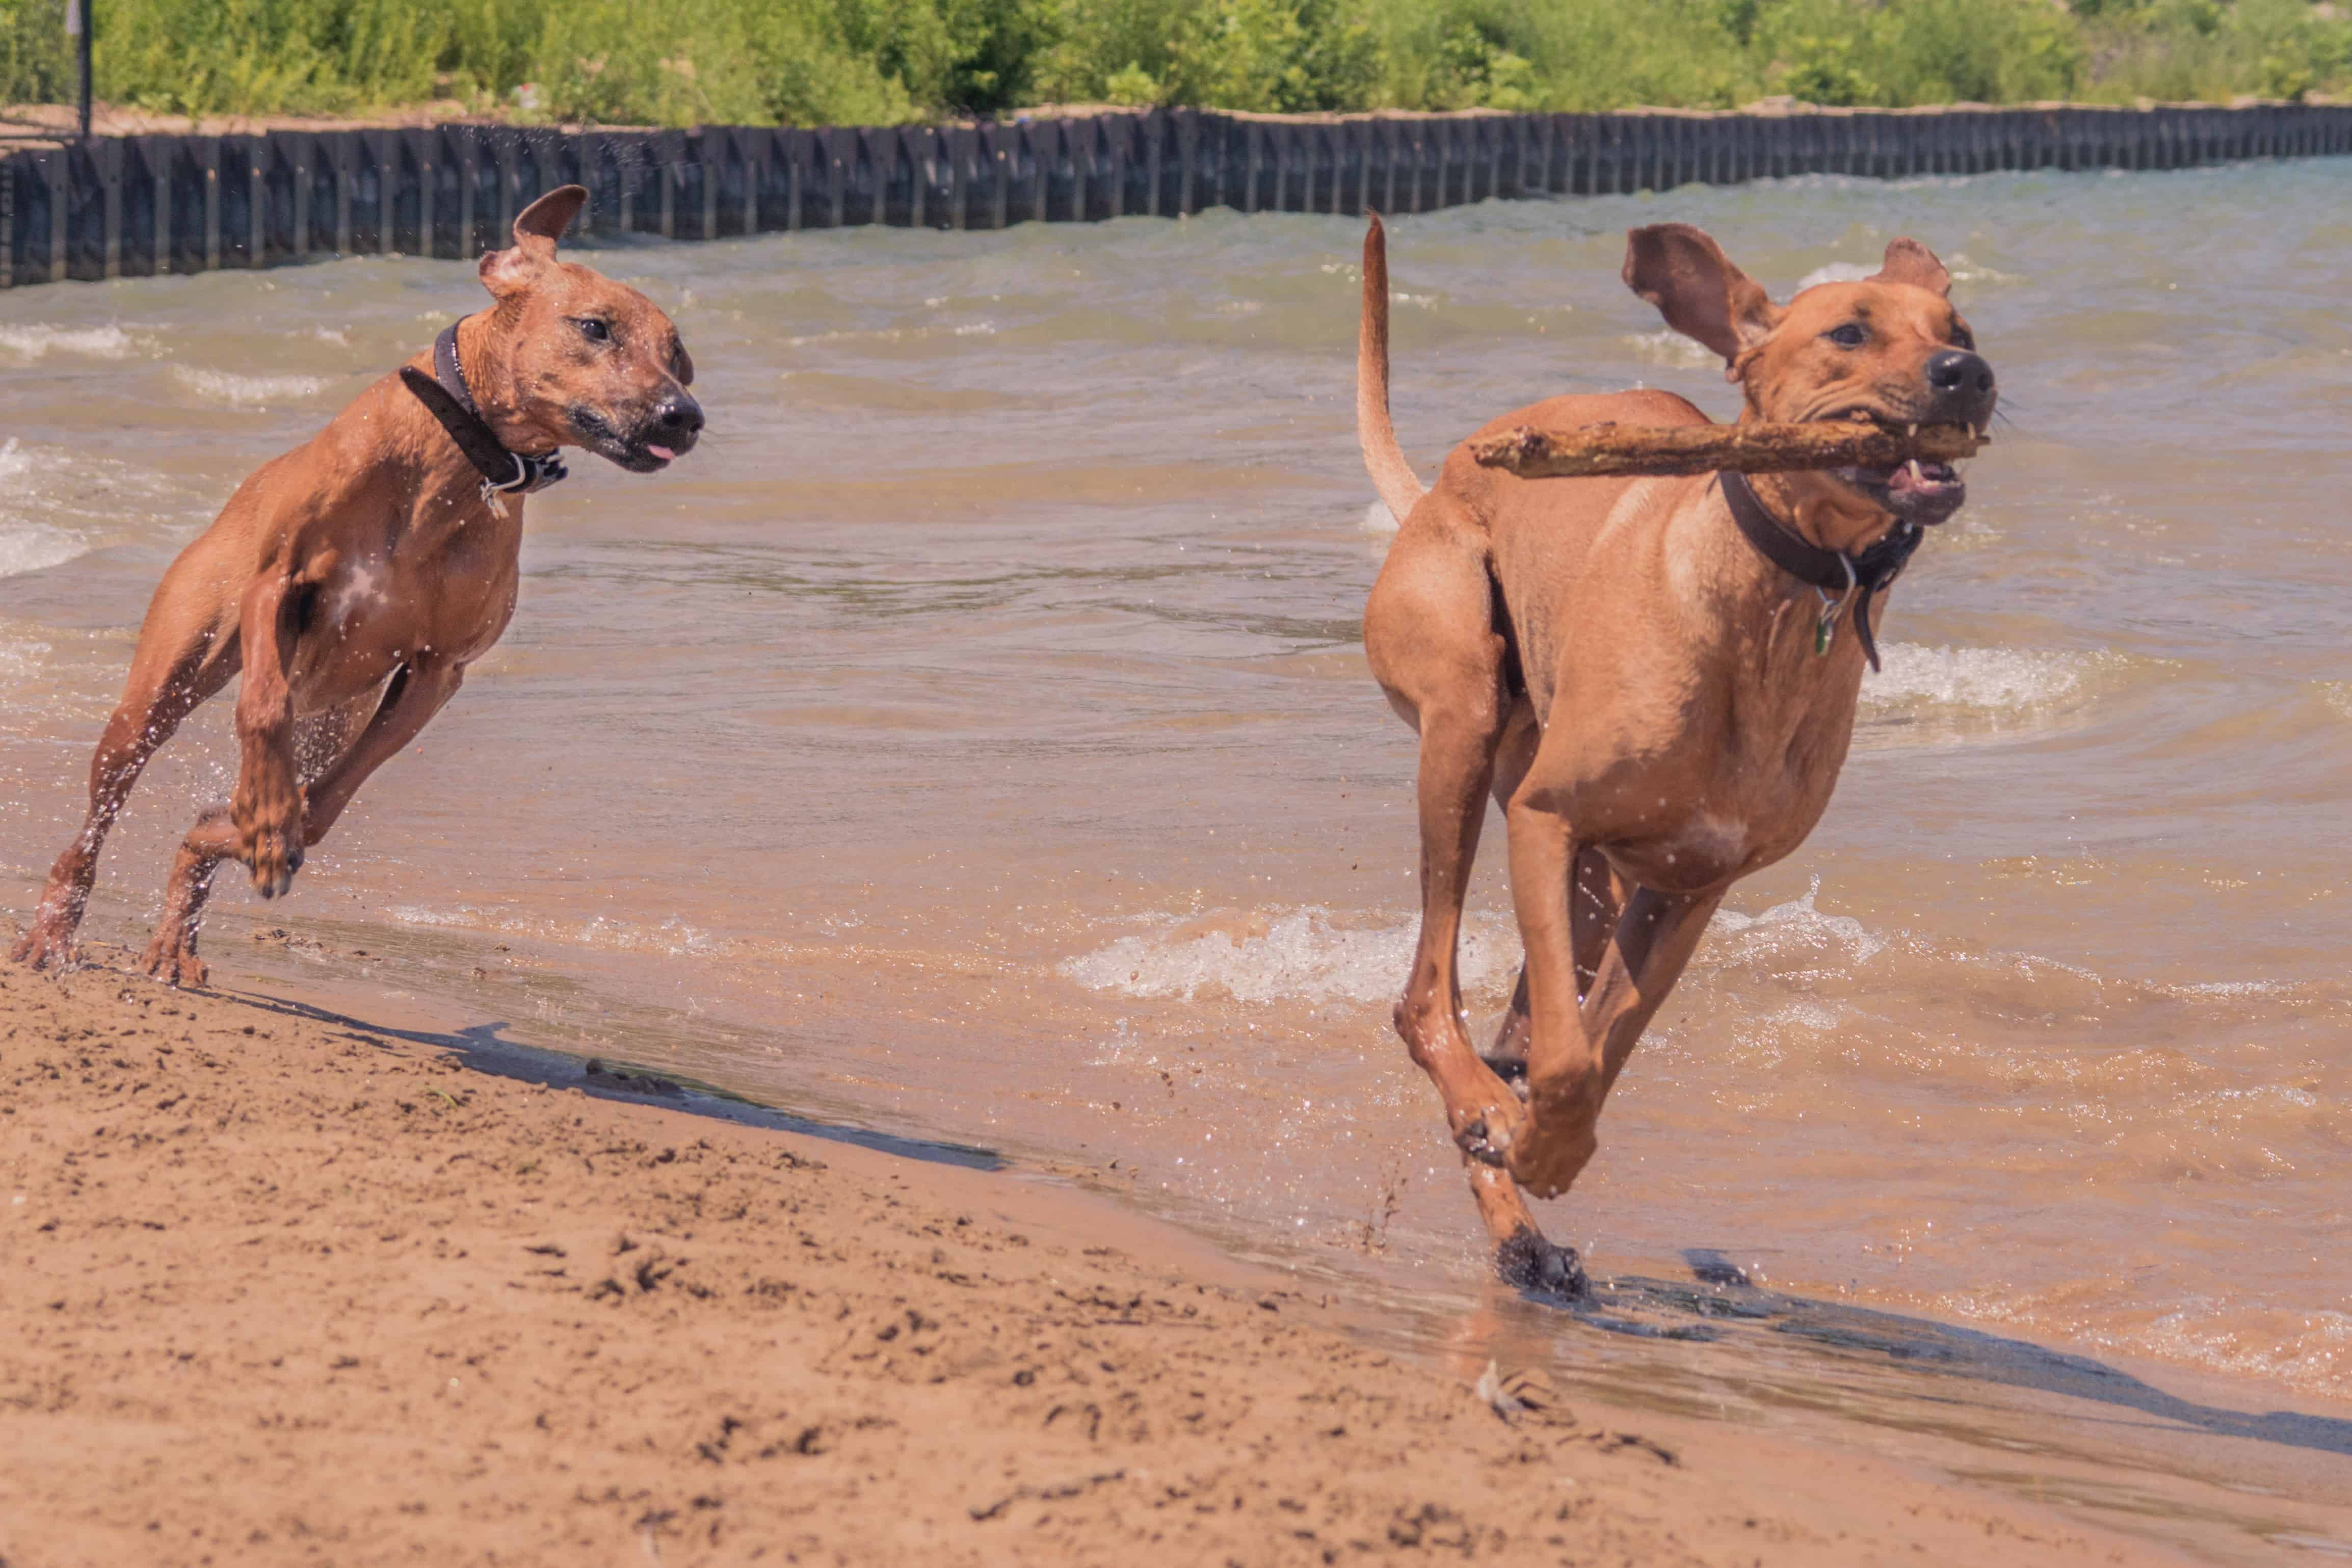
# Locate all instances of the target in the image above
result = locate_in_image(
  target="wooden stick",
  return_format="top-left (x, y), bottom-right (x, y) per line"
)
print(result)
top-left (1468, 420), bottom-right (1988, 479)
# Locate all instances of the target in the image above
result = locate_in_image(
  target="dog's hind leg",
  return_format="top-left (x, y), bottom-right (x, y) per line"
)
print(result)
top-left (1478, 699), bottom-right (1539, 1084)
top-left (144, 664), bottom-right (460, 988)
top-left (1482, 851), bottom-right (1624, 1076)
top-left (295, 661), bottom-right (462, 843)
top-left (1481, 701), bottom-right (1626, 1087)
top-left (141, 807), bottom-right (238, 989)
top-left (140, 695), bottom-right (368, 989)
top-left (1502, 843), bottom-right (1721, 1199)
top-left (12, 572), bottom-right (239, 972)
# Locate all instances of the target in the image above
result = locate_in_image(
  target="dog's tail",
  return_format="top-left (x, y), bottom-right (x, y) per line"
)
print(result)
top-left (1357, 214), bottom-right (1426, 526)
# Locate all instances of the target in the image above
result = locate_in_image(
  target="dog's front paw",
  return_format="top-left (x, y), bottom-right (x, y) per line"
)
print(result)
top-left (1497, 1229), bottom-right (1587, 1299)
top-left (233, 786), bottom-right (306, 898)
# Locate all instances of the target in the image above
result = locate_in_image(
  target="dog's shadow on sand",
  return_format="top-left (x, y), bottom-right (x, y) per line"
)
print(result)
top-left (222, 987), bottom-right (1006, 1172)
top-left (1519, 1247), bottom-right (2352, 1459)
top-left (215, 980), bottom-right (2352, 1463)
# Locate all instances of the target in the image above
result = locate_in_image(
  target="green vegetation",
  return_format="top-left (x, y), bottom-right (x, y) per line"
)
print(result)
top-left (2, 0), bottom-right (2348, 125)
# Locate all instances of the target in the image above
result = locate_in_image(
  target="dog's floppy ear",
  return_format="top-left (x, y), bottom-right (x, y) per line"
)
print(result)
top-left (1870, 237), bottom-right (1950, 297)
top-left (479, 184), bottom-right (589, 299)
top-left (516, 184), bottom-right (588, 245)
top-left (1623, 223), bottom-right (1781, 381)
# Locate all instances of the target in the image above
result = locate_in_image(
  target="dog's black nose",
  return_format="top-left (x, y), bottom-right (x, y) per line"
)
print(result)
top-left (654, 394), bottom-right (704, 437)
top-left (1925, 349), bottom-right (1996, 420)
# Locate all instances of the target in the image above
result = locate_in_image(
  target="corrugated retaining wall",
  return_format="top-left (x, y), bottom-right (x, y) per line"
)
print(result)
top-left (4, 102), bottom-right (2347, 287)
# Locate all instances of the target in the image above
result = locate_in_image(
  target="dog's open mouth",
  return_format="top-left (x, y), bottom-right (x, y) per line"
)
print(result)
top-left (567, 405), bottom-right (688, 473)
top-left (1824, 411), bottom-right (1967, 524)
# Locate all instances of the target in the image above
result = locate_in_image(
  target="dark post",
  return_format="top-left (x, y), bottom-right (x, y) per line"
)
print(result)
top-left (66, 0), bottom-right (93, 140)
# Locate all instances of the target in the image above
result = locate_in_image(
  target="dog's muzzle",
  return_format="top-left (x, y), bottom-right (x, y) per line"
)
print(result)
top-left (1831, 355), bottom-right (1996, 526)
top-left (572, 393), bottom-right (704, 472)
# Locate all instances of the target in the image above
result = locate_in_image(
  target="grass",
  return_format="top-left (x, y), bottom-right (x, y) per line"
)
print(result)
top-left (2, 0), bottom-right (2348, 126)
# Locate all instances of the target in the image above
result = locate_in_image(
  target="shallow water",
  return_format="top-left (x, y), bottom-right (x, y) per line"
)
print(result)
top-left (4, 158), bottom-right (2350, 1458)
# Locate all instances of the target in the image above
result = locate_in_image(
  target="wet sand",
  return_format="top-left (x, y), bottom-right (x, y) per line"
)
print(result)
top-left (1, 942), bottom-right (2199, 1567)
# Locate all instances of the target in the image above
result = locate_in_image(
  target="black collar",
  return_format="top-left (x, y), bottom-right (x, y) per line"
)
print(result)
top-left (1718, 469), bottom-right (1921, 673)
top-left (398, 318), bottom-right (566, 513)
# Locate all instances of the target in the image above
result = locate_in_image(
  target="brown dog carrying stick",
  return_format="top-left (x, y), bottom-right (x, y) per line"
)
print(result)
top-left (1358, 215), bottom-right (1995, 1292)
top-left (12, 185), bottom-right (700, 986)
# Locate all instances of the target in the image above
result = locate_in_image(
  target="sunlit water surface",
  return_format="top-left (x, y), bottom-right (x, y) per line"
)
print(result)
top-left (5, 161), bottom-right (2351, 1541)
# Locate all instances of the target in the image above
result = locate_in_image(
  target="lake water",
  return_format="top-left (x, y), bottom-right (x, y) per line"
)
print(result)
top-left (4, 156), bottom-right (2349, 1545)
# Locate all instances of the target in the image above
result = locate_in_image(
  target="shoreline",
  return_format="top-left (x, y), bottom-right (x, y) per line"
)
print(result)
top-left (7, 97), bottom-right (2344, 291)
top-left (0, 934), bottom-right (2241, 1567)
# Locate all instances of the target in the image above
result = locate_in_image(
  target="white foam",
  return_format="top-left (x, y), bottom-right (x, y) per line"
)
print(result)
top-left (0, 439), bottom-right (87, 577)
top-left (1360, 498), bottom-right (1399, 536)
top-left (1061, 906), bottom-right (1517, 1005)
top-left (0, 323), bottom-right (137, 361)
top-left (170, 365), bottom-right (330, 408)
top-left (1944, 254), bottom-right (2019, 286)
top-left (0, 523), bottom-right (85, 580)
top-left (1705, 877), bottom-right (1886, 968)
top-left (1795, 260), bottom-right (1875, 291)
top-left (1861, 643), bottom-right (2105, 729)
top-left (1625, 329), bottom-right (1716, 369)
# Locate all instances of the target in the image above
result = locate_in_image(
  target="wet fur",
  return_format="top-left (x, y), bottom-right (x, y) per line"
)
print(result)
top-left (12, 186), bottom-right (701, 987)
top-left (1356, 215), bottom-right (1995, 1288)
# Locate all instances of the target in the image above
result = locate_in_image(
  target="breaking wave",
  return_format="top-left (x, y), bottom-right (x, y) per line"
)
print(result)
top-left (170, 365), bottom-right (332, 408)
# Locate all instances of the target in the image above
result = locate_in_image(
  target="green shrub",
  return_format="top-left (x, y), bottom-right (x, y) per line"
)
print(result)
top-left (2, 0), bottom-right (2345, 125)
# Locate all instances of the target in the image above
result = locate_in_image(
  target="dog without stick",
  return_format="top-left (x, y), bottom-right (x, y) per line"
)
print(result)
top-left (11, 185), bottom-right (702, 987)
top-left (1356, 214), bottom-right (1996, 1295)
top-left (1470, 418), bottom-right (1987, 480)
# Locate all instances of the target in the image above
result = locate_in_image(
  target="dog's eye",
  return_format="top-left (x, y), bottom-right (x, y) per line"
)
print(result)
top-left (1827, 323), bottom-right (1867, 349)
top-left (1950, 324), bottom-right (1975, 351)
top-left (573, 318), bottom-right (612, 343)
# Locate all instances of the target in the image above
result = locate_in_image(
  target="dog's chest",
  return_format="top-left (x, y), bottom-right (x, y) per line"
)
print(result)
top-left (1564, 700), bottom-right (1852, 892)
top-left (294, 533), bottom-right (519, 697)
top-left (1604, 794), bottom-right (1820, 892)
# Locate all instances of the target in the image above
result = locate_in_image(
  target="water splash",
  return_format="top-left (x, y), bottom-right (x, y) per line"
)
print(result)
top-left (0, 323), bottom-right (138, 361)
top-left (1794, 260), bottom-right (1875, 290)
top-left (1061, 906), bottom-right (1518, 1005)
top-left (1624, 329), bottom-right (1715, 369)
top-left (1704, 876), bottom-right (1887, 968)
top-left (169, 365), bottom-right (332, 408)
top-left (1861, 643), bottom-right (2123, 737)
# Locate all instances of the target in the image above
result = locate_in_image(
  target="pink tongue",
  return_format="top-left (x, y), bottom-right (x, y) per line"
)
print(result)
top-left (647, 444), bottom-right (675, 461)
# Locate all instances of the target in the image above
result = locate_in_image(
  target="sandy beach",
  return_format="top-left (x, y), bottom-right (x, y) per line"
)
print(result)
top-left (0, 939), bottom-right (2196, 1567)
